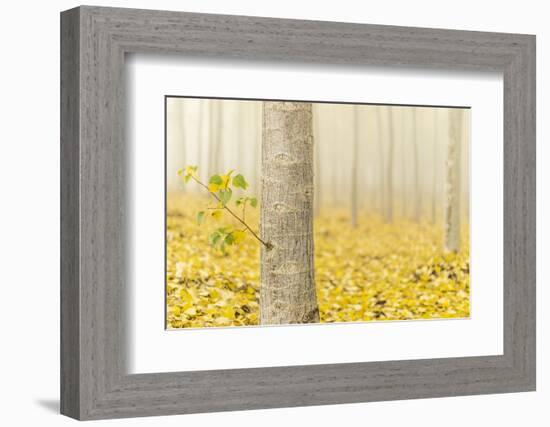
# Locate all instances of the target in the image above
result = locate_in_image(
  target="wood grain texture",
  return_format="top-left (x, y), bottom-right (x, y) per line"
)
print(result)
top-left (60, 7), bottom-right (80, 419)
top-left (60, 5), bottom-right (536, 420)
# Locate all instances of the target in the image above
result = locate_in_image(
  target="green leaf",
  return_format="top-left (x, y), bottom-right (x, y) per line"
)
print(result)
top-left (219, 188), bottom-right (232, 206)
top-left (232, 174), bottom-right (248, 190)
top-left (235, 197), bottom-right (244, 207)
top-left (183, 174), bottom-right (192, 183)
top-left (208, 231), bottom-right (221, 246)
top-left (209, 175), bottom-right (223, 185)
top-left (249, 197), bottom-right (258, 208)
top-left (225, 232), bottom-right (236, 245)
top-left (197, 211), bottom-right (205, 225)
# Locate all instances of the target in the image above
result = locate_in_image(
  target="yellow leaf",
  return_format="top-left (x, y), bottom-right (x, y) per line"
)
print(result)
top-left (165, 193), bottom-right (471, 329)
top-left (233, 230), bottom-right (246, 243)
top-left (221, 306), bottom-right (235, 319)
top-left (208, 183), bottom-right (220, 192)
top-left (211, 210), bottom-right (222, 220)
top-left (184, 307), bottom-right (197, 316)
top-left (179, 288), bottom-right (192, 302)
top-left (220, 174), bottom-right (231, 189)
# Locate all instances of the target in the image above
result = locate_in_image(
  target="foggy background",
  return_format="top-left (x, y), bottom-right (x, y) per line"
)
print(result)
top-left (166, 97), bottom-right (470, 221)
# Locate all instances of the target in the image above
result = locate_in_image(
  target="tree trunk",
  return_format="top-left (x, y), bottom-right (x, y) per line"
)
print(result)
top-left (167, 99), bottom-right (186, 191)
top-left (351, 106), bottom-right (359, 227)
top-left (412, 109), bottom-right (421, 222)
top-left (400, 110), bottom-right (407, 219)
top-left (431, 109), bottom-right (438, 224)
top-left (260, 101), bottom-right (320, 325)
top-left (376, 109), bottom-right (385, 217)
top-left (331, 106), bottom-right (338, 205)
top-left (253, 102), bottom-right (262, 192)
top-left (386, 107), bottom-right (394, 222)
top-left (313, 105), bottom-right (321, 217)
top-left (461, 114), bottom-right (470, 224)
top-left (237, 102), bottom-right (247, 178)
top-left (197, 100), bottom-right (205, 180)
top-left (444, 108), bottom-right (463, 252)
top-left (208, 100), bottom-right (223, 175)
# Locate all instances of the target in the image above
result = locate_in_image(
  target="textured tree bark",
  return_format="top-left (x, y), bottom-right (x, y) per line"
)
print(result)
top-left (444, 108), bottom-right (463, 252)
top-left (313, 105), bottom-right (321, 217)
top-left (260, 101), bottom-right (320, 325)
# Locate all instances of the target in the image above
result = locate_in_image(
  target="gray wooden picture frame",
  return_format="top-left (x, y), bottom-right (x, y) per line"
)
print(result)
top-left (60, 5), bottom-right (536, 420)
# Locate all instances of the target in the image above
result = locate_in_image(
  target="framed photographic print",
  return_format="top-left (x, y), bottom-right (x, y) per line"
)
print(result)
top-left (164, 98), bottom-right (470, 330)
top-left (61, 5), bottom-right (536, 420)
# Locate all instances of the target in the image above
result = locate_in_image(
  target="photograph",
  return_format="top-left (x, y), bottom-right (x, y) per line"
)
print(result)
top-left (165, 97), bottom-right (471, 329)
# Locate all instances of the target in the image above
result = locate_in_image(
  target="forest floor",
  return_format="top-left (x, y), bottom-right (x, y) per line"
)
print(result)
top-left (166, 193), bottom-right (470, 329)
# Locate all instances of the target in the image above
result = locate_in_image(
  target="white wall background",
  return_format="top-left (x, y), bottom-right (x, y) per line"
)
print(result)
top-left (0, 0), bottom-right (546, 426)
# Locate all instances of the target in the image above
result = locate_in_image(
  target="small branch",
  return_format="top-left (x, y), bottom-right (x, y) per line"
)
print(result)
top-left (191, 175), bottom-right (272, 250)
